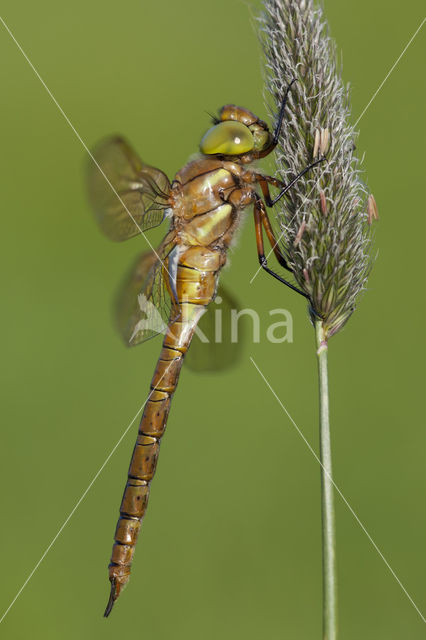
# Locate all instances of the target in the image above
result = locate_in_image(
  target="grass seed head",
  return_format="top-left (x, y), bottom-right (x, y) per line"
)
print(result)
top-left (259, 0), bottom-right (376, 339)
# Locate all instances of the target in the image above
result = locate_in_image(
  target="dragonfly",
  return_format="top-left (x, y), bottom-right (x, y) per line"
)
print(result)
top-left (87, 80), bottom-right (323, 617)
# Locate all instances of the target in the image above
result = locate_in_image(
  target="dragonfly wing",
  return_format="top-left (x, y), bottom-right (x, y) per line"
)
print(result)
top-left (88, 136), bottom-right (171, 241)
top-left (185, 284), bottom-right (244, 372)
top-left (115, 236), bottom-right (176, 346)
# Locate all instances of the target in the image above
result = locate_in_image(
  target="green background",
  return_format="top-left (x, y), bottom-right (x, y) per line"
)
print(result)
top-left (0, 1), bottom-right (425, 638)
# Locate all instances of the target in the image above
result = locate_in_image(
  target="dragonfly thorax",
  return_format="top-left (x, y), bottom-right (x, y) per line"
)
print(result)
top-left (171, 156), bottom-right (255, 250)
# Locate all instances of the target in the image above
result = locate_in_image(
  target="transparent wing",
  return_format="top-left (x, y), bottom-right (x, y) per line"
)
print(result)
top-left (185, 284), bottom-right (244, 372)
top-left (115, 235), bottom-right (176, 346)
top-left (87, 136), bottom-right (171, 241)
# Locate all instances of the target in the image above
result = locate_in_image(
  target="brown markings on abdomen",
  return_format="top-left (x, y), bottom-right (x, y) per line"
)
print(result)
top-left (106, 245), bottom-right (221, 608)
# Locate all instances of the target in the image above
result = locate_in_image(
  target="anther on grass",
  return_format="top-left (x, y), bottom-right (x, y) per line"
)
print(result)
top-left (293, 220), bottom-right (306, 246)
top-left (319, 191), bottom-right (327, 215)
top-left (314, 127), bottom-right (330, 158)
top-left (367, 193), bottom-right (379, 224)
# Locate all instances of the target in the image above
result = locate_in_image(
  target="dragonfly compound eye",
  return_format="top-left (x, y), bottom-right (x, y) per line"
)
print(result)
top-left (249, 124), bottom-right (271, 152)
top-left (200, 121), bottom-right (254, 155)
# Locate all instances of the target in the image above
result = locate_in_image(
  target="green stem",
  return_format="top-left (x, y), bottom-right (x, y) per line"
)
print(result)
top-left (315, 320), bottom-right (338, 640)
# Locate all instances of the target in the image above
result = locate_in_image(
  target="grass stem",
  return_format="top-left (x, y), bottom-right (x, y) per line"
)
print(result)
top-left (315, 319), bottom-right (338, 640)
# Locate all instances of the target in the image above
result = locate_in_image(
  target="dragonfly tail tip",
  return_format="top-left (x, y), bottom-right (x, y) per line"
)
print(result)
top-left (103, 579), bottom-right (117, 618)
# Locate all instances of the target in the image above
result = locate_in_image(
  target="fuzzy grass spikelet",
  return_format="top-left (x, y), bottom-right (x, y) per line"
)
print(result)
top-left (259, 0), bottom-right (375, 339)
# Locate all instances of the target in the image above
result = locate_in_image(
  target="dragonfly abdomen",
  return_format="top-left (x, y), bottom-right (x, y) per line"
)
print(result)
top-left (105, 246), bottom-right (221, 616)
top-left (106, 347), bottom-right (183, 603)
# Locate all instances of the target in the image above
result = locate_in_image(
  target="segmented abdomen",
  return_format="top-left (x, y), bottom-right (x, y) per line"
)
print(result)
top-left (105, 245), bottom-right (222, 615)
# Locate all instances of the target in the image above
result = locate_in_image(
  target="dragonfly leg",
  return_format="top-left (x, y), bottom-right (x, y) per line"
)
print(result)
top-left (256, 174), bottom-right (285, 207)
top-left (261, 157), bottom-right (326, 206)
top-left (272, 78), bottom-right (298, 143)
top-left (259, 204), bottom-right (292, 273)
top-left (253, 196), bottom-right (309, 299)
top-left (254, 78), bottom-right (297, 159)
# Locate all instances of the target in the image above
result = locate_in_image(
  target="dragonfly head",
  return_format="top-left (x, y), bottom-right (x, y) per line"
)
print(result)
top-left (200, 105), bottom-right (273, 161)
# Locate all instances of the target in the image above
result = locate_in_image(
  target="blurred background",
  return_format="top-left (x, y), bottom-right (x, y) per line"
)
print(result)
top-left (0, 0), bottom-right (424, 638)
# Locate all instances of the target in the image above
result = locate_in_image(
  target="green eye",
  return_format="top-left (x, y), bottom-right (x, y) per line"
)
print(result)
top-left (200, 121), bottom-right (254, 155)
top-left (250, 127), bottom-right (270, 151)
